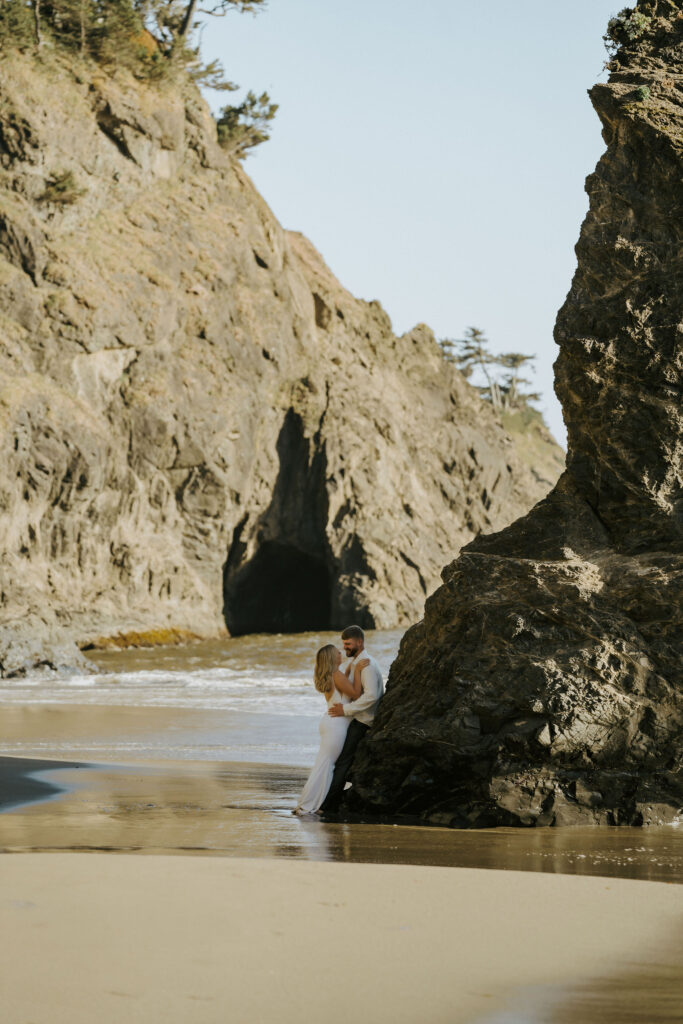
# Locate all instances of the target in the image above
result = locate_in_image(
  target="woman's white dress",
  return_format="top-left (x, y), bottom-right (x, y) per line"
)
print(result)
top-left (296, 687), bottom-right (350, 814)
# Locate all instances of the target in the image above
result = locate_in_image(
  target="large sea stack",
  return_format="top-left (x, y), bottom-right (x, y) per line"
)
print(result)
top-left (352, 1), bottom-right (683, 827)
top-left (0, 50), bottom-right (562, 675)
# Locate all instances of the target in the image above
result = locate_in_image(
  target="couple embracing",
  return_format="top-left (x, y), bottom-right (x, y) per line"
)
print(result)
top-left (296, 625), bottom-right (383, 815)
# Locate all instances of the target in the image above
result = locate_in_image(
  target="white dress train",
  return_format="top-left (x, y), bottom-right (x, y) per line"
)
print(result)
top-left (296, 687), bottom-right (350, 814)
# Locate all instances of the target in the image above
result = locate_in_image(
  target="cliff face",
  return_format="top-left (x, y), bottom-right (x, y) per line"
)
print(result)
top-left (352, 2), bottom-right (683, 827)
top-left (0, 53), bottom-right (562, 674)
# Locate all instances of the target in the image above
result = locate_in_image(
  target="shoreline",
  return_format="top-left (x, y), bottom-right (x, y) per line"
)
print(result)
top-left (0, 698), bottom-right (319, 766)
top-left (2, 754), bottom-right (682, 883)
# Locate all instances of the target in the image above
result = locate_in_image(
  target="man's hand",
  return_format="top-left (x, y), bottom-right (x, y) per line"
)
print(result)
top-left (328, 703), bottom-right (345, 717)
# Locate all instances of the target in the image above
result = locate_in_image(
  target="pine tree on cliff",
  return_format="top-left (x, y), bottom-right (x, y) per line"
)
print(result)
top-left (440, 329), bottom-right (541, 413)
top-left (177, 0), bottom-right (266, 40)
top-left (33, 0), bottom-right (42, 47)
top-left (0, 0), bottom-right (276, 158)
top-left (451, 327), bottom-right (503, 410)
top-left (2, 1), bottom-right (266, 61)
top-left (59, 0), bottom-right (90, 53)
top-left (497, 353), bottom-right (540, 411)
top-left (216, 90), bottom-right (278, 157)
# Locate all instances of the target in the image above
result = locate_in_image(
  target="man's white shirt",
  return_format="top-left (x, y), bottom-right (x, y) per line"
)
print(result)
top-left (342, 651), bottom-right (384, 725)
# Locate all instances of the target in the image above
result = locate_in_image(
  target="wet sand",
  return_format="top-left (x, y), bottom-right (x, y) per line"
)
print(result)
top-left (0, 641), bottom-right (679, 1024)
top-left (1, 701), bottom-right (682, 882)
top-left (0, 700), bottom-right (316, 764)
top-left (1, 853), bottom-right (681, 1024)
top-left (0, 755), bottom-right (83, 811)
top-left (2, 689), bottom-right (683, 1023)
top-left (2, 755), bottom-right (682, 883)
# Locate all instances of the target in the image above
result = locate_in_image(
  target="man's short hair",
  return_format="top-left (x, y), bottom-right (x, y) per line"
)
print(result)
top-left (341, 625), bottom-right (364, 641)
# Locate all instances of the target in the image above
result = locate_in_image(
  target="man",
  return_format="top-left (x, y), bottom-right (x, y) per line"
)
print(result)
top-left (320, 624), bottom-right (384, 813)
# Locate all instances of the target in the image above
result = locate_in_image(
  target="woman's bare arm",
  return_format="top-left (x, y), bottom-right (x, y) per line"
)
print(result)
top-left (332, 669), bottom-right (356, 699)
top-left (333, 659), bottom-right (369, 701)
top-left (332, 660), bottom-right (368, 701)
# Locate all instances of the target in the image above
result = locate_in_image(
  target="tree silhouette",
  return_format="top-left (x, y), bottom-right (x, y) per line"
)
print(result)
top-left (440, 328), bottom-right (541, 413)
top-left (178, 0), bottom-right (266, 39)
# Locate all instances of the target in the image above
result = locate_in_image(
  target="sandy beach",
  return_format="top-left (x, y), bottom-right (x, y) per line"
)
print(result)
top-left (1, 853), bottom-right (681, 1024)
top-left (1, 666), bottom-right (682, 1022)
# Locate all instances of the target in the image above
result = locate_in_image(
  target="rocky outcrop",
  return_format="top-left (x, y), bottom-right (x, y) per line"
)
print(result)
top-left (0, 52), bottom-right (562, 674)
top-left (352, 1), bottom-right (682, 827)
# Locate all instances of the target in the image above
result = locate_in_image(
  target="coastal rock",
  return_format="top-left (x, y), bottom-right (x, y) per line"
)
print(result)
top-left (351, 1), bottom-right (683, 827)
top-left (0, 613), bottom-right (91, 677)
top-left (0, 52), bottom-right (562, 674)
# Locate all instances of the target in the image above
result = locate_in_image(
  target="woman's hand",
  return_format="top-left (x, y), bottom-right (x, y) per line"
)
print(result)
top-left (346, 657), bottom-right (370, 701)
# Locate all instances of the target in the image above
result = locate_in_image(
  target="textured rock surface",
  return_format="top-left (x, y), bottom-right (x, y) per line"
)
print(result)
top-left (352, 1), bottom-right (682, 827)
top-left (0, 53), bottom-right (562, 674)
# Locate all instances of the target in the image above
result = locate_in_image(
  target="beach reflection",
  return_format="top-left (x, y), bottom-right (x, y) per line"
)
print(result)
top-left (1, 758), bottom-right (682, 884)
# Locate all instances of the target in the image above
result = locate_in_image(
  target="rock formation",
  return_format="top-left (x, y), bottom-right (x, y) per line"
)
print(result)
top-left (0, 52), bottom-right (563, 675)
top-left (352, 1), bottom-right (683, 827)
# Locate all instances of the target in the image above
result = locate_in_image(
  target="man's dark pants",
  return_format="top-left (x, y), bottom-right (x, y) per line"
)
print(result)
top-left (320, 719), bottom-right (369, 812)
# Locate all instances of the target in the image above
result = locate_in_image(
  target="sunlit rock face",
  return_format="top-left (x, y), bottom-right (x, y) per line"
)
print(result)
top-left (0, 54), bottom-right (562, 673)
top-left (352, 1), bottom-right (683, 827)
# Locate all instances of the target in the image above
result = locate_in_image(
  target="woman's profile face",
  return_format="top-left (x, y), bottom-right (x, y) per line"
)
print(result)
top-left (334, 647), bottom-right (342, 667)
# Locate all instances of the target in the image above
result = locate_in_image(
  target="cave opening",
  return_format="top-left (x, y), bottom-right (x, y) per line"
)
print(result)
top-left (224, 540), bottom-right (331, 635)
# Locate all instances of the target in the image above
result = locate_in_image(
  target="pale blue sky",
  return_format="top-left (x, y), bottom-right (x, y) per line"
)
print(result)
top-left (199, 1), bottom-right (622, 446)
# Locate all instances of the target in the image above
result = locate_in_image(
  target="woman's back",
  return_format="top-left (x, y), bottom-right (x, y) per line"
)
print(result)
top-left (325, 685), bottom-right (350, 708)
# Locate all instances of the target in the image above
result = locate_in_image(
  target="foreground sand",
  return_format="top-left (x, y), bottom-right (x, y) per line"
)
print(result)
top-left (2, 855), bottom-right (682, 1024)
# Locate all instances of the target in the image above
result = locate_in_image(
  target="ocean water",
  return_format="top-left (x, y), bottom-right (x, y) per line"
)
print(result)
top-left (0, 626), bottom-right (403, 716)
top-left (0, 630), bottom-right (403, 765)
top-left (0, 630), bottom-right (403, 715)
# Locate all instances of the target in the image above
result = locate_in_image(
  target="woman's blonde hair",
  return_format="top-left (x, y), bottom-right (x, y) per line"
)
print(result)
top-left (314, 644), bottom-right (337, 695)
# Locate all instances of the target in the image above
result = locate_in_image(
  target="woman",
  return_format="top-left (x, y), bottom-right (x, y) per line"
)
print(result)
top-left (295, 644), bottom-right (369, 815)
